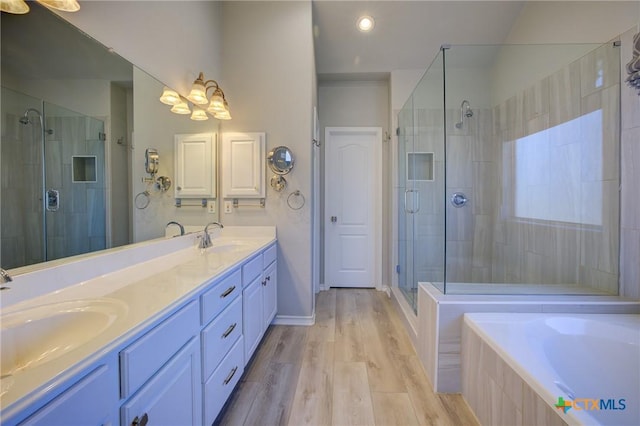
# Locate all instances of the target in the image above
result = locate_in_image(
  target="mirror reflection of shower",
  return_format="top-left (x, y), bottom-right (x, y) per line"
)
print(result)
top-left (19, 108), bottom-right (53, 134)
top-left (455, 99), bottom-right (473, 129)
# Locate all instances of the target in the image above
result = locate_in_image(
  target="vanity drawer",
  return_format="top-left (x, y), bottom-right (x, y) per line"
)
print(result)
top-left (242, 254), bottom-right (262, 287)
top-left (120, 300), bottom-right (199, 398)
top-left (201, 269), bottom-right (241, 325)
top-left (203, 336), bottom-right (244, 426)
top-left (263, 243), bottom-right (277, 268)
top-left (201, 296), bottom-right (243, 380)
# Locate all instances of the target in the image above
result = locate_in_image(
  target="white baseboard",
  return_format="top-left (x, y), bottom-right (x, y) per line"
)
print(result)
top-left (273, 313), bottom-right (316, 326)
top-left (380, 284), bottom-right (391, 297)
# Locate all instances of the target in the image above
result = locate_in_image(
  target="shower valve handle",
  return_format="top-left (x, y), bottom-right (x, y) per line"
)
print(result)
top-left (46, 189), bottom-right (60, 212)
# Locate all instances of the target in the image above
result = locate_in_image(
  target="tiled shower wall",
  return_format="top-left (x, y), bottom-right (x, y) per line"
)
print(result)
top-left (1, 111), bottom-right (45, 268)
top-left (413, 43), bottom-right (622, 292)
top-left (491, 42), bottom-right (620, 293)
top-left (620, 26), bottom-right (640, 300)
top-left (444, 106), bottom-right (496, 283)
top-left (44, 114), bottom-right (106, 261)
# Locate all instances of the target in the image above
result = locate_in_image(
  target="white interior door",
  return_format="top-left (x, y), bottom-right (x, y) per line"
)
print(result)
top-left (325, 127), bottom-right (381, 288)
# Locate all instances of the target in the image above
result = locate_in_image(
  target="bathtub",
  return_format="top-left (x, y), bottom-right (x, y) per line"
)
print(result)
top-left (462, 313), bottom-right (639, 426)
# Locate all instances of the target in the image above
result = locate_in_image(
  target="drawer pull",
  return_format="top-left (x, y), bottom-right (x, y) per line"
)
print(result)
top-left (220, 285), bottom-right (236, 298)
top-left (223, 366), bottom-right (238, 385)
top-left (266, 276), bottom-right (271, 281)
top-left (261, 280), bottom-right (266, 286)
top-left (132, 413), bottom-right (149, 426)
top-left (222, 323), bottom-right (237, 338)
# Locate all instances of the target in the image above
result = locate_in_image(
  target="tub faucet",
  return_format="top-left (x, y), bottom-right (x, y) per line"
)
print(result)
top-left (1, 268), bottom-right (12, 283)
top-left (199, 222), bottom-right (224, 249)
top-left (166, 221), bottom-right (185, 236)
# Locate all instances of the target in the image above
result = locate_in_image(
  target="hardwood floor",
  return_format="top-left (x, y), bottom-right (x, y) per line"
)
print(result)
top-left (215, 289), bottom-right (480, 426)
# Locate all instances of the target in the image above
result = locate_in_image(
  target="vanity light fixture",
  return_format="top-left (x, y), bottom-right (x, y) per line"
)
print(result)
top-left (159, 87), bottom-right (181, 105)
top-left (170, 97), bottom-right (191, 115)
top-left (1, 0), bottom-right (80, 14)
top-left (161, 71), bottom-right (232, 120)
top-left (357, 15), bottom-right (375, 32)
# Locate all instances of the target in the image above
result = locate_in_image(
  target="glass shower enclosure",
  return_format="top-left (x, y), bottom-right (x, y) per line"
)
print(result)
top-left (1, 87), bottom-right (107, 269)
top-left (397, 42), bottom-right (621, 311)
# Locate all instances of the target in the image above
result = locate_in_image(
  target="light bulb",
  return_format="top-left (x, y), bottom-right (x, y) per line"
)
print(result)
top-left (159, 87), bottom-right (181, 105)
top-left (190, 108), bottom-right (208, 121)
top-left (1, 0), bottom-right (30, 14)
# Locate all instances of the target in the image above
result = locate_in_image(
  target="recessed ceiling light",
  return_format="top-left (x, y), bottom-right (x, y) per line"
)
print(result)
top-left (357, 15), bottom-right (375, 32)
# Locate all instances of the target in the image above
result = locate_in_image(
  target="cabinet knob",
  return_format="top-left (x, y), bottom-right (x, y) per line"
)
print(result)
top-left (177, 186), bottom-right (182, 191)
top-left (266, 276), bottom-right (271, 281)
top-left (131, 413), bottom-right (149, 426)
top-left (262, 280), bottom-right (266, 286)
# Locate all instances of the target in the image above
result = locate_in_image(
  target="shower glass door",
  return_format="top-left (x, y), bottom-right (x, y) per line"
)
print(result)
top-left (397, 97), bottom-right (416, 310)
top-left (43, 101), bottom-right (106, 261)
top-left (0, 87), bottom-right (107, 269)
top-left (397, 52), bottom-right (446, 312)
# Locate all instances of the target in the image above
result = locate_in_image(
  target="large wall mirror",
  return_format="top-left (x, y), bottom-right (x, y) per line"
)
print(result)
top-left (1, 3), bottom-right (220, 271)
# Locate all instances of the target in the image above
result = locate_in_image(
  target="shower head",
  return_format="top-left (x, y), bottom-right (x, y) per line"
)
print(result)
top-left (19, 108), bottom-right (43, 127)
top-left (455, 100), bottom-right (473, 129)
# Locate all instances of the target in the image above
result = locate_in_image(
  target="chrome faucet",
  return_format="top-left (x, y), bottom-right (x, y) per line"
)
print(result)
top-left (1, 268), bottom-right (13, 283)
top-left (199, 222), bottom-right (224, 249)
top-left (166, 221), bottom-right (185, 236)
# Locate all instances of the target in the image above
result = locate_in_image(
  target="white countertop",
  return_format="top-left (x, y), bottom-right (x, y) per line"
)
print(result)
top-left (0, 226), bottom-right (276, 419)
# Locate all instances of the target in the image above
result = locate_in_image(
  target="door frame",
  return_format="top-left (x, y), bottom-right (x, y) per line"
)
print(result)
top-left (324, 126), bottom-right (382, 290)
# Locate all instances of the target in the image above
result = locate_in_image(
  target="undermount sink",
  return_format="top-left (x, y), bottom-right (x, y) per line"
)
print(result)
top-left (0, 299), bottom-right (127, 377)
top-left (205, 240), bottom-right (251, 254)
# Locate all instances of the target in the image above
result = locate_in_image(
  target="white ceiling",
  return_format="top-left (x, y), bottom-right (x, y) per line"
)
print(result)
top-left (313, 0), bottom-right (526, 79)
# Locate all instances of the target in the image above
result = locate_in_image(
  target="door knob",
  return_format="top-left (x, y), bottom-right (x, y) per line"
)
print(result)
top-left (330, 216), bottom-right (337, 223)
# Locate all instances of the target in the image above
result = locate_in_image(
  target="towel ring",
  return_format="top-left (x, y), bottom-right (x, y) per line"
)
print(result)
top-left (135, 191), bottom-right (151, 209)
top-left (286, 190), bottom-right (305, 210)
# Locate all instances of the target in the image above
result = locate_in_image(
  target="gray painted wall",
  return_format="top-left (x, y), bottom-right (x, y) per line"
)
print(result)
top-left (220, 1), bottom-right (316, 319)
top-left (317, 80), bottom-right (391, 287)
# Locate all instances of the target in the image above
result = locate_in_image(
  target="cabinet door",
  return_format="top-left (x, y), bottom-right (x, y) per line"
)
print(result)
top-left (20, 362), bottom-right (118, 426)
top-left (221, 132), bottom-right (265, 198)
top-left (121, 337), bottom-right (201, 426)
top-left (262, 261), bottom-right (277, 329)
top-left (242, 276), bottom-right (263, 363)
top-left (174, 133), bottom-right (216, 198)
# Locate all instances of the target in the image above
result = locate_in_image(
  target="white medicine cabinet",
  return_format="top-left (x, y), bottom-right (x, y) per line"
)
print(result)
top-left (174, 133), bottom-right (217, 199)
top-left (221, 132), bottom-right (266, 199)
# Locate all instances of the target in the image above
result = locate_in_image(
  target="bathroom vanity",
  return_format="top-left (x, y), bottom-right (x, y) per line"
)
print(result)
top-left (0, 227), bottom-right (277, 426)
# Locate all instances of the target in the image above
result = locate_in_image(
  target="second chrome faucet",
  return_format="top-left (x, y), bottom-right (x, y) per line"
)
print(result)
top-left (166, 221), bottom-right (185, 236)
top-left (199, 222), bottom-right (224, 249)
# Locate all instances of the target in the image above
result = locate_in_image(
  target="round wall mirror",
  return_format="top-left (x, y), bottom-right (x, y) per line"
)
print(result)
top-left (267, 146), bottom-right (294, 175)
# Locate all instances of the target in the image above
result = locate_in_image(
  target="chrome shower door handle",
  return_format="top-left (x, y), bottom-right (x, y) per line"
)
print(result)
top-left (404, 189), bottom-right (419, 214)
top-left (404, 189), bottom-right (410, 213)
top-left (46, 189), bottom-right (60, 212)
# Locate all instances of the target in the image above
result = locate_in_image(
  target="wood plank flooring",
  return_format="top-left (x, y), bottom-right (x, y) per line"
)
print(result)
top-left (215, 289), bottom-right (480, 426)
